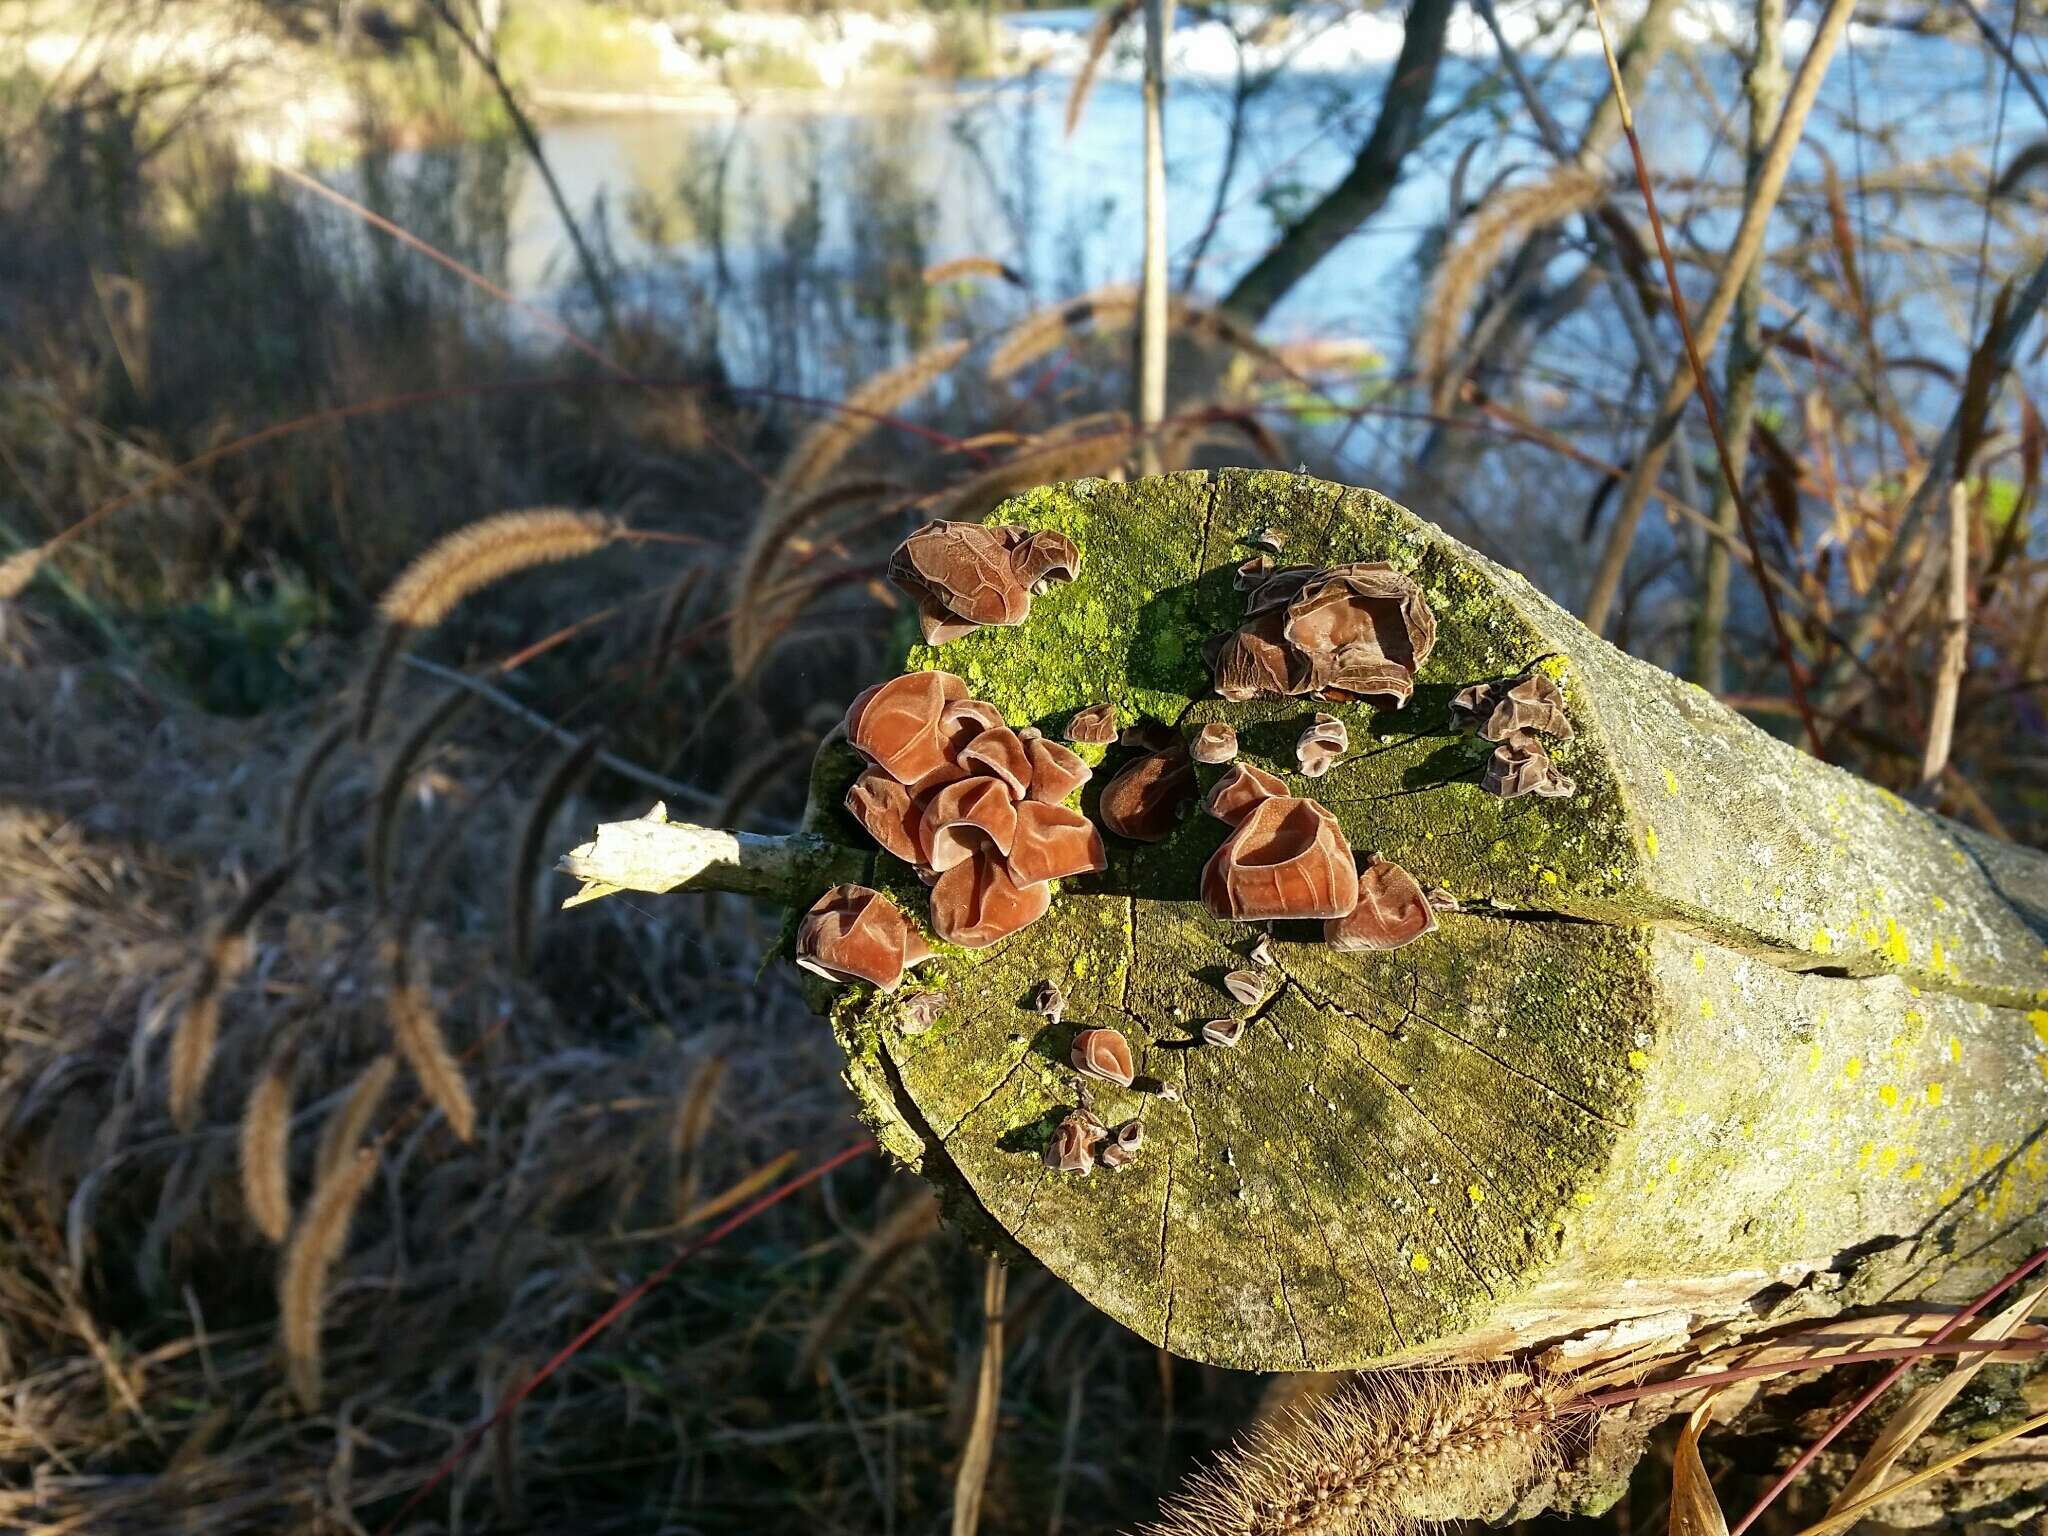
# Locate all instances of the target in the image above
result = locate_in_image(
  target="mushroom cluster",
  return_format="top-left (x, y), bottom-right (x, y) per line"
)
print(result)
top-left (1452, 669), bottom-right (1577, 799)
top-left (1206, 560), bottom-right (1437, 707)
top-left (1196, 757), bottom-right (1436, 953)
top-left (839, 670), bottom-right (1107, 949)
top-left (888, 520), bottom-right (1082, 646)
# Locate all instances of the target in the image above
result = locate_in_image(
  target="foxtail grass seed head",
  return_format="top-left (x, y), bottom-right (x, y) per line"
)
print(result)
top-left (385, 952), bottom-right (477, 1143)
top-left (356, 508), bottom-right (618, 740)
top-left (1143, 1366), bottom-right (1574, 1536)
top-left (280, 1147), bottom-right (378, 1412)
top-left (239, 1044), bottom-right (296, 1243)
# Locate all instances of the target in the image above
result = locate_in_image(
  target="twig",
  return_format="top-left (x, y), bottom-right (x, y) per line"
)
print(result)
top-left (1816, 245), bottom-right (2048, 716)
top-left (1693, 0), bottom-right (1786, 694)
top-left (398, 656), bottom-right (720, 812)
top-left (1727, 1242), bottom-right (2048, 1536)
top-left (1580, 0), bottom-right (1859, 644)
top-left (1920, 482), bottom-right (1971, 785)
top-left (1584, 0), bottom-right (1830, 758)
top-left (1136, 0), bottom-right (1175, 474)
top-left (1789, 1406), bottom-right (2048, 1536)
top-left (952, 1257), bottom-right (1008, 1536)
top-left (416, 0), bottom-right (618, 336)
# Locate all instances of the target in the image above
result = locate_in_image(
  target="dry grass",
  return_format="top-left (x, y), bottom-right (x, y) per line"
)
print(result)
top-left (0, 663), bottom-right (1271, 1533)
top-left (358, 509), bottom-right (621, 740)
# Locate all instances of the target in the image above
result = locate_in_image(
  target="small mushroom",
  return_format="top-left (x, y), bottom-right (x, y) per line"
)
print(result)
top-left (1045, 1106), bottom-right (1106, 1175)
top-left (930, 851), bottom-right (1051, 948)
top-left (1325, 853), bottom-right (1438, 952)
top-left (845, 770), bottom-right (927, 865)
top-left (1222, 969), bottom-right (1265, 1007)
top-left (959, 726), bottom-right (1035, 798)
top-left (1486, 672), bottom-right (1573, 744)
top-left (1010, 528), bottom-right (1083, 592)
top-left (1481, 740), bottom-right (1576, 800)
top-left (922, 776), bottom-right (1021, 872)
top-left (1202, 761), bottom-right (1289, 826)
top-left (1252, 527), bottom-right (1287, 553)
top-left (1070, 1026), bottom-right (1136, 1088)
top-left (1249, 933), bottom-right (1275, 968)
top-left (888, 521), bottom-right (1032, 644)
top-left (1099, 1118), bottom-right (1144, 1169)
top-left (1426, 887), bottom-right (1461, 912)
top-left (1063, 703), bottom-right (1119, 744)
top-left (1295, 712), bottom-right (1349, 778)
top-left (897, 991), bottom-right (947, 1034)
top-left (1190, 721), bottom-right (1239, 765)
top-left (795, 885), bottom-right (933, 993)
top-left (1032, 979), bottom-right (1068, 1026)
top-left (1098, 747), bottom-right (1198, 842)
top-left (1007, 801), bottom-right (1109, 886)
top-left (1202, 1017), bottom-right (1245, 1048)
top-left (845, 670), bottom-right (964, 785)
top-left (1200, 796), bottom-right (1361, 923)
top-left (1022, 735), bottom-right (1092, 804)
top-left (1212, 612), bottom-right (1307, 701)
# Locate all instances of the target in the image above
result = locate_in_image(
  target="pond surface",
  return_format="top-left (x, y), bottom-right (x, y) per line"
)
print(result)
top-left (489, 12), bottom-right (2038, 388)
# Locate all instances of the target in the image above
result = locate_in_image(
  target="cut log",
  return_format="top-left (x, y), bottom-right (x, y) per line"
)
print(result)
top-left (559, 469), bottom-right (2048, 1376)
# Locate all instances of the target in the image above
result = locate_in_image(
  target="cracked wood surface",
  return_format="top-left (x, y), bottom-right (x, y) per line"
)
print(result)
top-left (562, 470), bottom-right (2048, 1372)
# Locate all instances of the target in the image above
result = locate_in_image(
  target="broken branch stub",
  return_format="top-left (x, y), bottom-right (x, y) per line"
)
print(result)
top-left (559, 470), bottom-right (2048, 1381)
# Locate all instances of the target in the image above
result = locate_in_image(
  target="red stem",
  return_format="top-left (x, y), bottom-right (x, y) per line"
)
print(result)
top-left (1727, 1243), bottom-right (2048, 1535)
top-left (371, 1138), bottom-right (875, 1536)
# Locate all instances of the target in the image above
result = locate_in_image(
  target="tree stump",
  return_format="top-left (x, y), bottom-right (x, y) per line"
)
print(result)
top-left (561, 469), bottom-right (2048, 1375)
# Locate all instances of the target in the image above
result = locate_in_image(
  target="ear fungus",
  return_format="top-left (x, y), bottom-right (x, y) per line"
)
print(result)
top-left (1098, 747), bottom-right (1198, 842)
top-left (922, 776), bottom-right (1021, 873)
top-left (1326, 853), bottom-right (1439, 952)
top-left (1006, 802), bottom-right (1108, 886)
top-left (1202, 761), bottom-right (1288, 826)
top-left (795, 885), bottom-right (933, 993)
top-left (959, 726), bottom-right (1035, 797)
top-left (1207, 560), bottom-right (1436, 708)
top-left (845, 670), bottom-right (964, 785)
top-left (888, 520), bottom-right (1033, 645)
top-left (1010, 528), bottom-right (1082, 591)
top-left (845, 770), bottom-right (927, 866)
top-left (1045, 1106), bottom-right (1106, 1174)
top-left (1190, 722), bottom-right (1238, 765)
top-left (1200, 796), bottom-right (1361, 922)
top-left (1022, 736), bottom-right (1092, 804)
top-left (1482, 740), bottom-right (1577, 800)
top-left (1063, 703), bottom-right (1119, 744)
top-left (929, 851), bottom-right (1051, 948)
top-left (1070, 1026), bottom-right (1136, 1088)
top-left (1295, 712), bottom-right (1348, 778)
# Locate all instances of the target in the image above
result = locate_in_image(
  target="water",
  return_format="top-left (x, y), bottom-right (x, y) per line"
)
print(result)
top-left (495, 15), bottom-right (2042, 387)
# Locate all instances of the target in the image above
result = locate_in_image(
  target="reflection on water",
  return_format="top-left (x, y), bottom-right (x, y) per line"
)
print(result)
top-left (493, 26), bottom-right (2036, 367)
